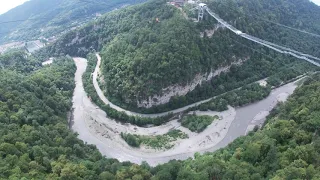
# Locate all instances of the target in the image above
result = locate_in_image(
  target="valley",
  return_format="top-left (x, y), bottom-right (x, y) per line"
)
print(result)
top-left (1, 0), bottom-right (320, 179)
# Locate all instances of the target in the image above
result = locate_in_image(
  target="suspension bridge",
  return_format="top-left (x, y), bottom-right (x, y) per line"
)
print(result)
top-left (196, 3), bottom-right (320, 67)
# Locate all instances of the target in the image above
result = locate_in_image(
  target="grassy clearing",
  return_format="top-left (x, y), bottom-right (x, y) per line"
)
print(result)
top-left (181, 114), bottom-right (219, 133)
top-left (121, 129), bottom-right (188, 150)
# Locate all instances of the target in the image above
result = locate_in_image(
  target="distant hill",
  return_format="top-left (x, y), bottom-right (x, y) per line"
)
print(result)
top-left (0, 0), bottom-right (146, 44)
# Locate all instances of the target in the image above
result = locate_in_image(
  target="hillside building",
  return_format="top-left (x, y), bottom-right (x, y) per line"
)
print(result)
top-left (171, 0), bottom-right (186, 7)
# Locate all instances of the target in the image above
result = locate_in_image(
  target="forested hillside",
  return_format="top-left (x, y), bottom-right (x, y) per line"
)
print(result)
top-left (99, 2), bottom-right (249, 106)
top-left (0, 53), bottom-right (152, 179)
top-left (0, 0), bottom-right (146, 43)
top-left (1, 49), bottom-right (320, 179)
top-left (44, 0), bottom-right (320, 112)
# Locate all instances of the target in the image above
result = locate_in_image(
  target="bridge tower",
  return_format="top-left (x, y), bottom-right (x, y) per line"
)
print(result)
top-left (198, 3), bottom-right (207, 21)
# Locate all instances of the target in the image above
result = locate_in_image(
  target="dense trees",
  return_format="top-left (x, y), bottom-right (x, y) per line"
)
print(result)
top-left (196, 83), bottom-right (272, 112)
top-left (0, 50), bottom-right (41, 73)
top-left (121, 130), bottom-right (188, 149)
top-left (181, 115), bottom-right (218, 133)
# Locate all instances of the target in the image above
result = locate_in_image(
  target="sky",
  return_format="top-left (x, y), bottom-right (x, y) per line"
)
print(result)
top-left (0, 0), bottom-right (319, 15)
top-left (311, 0), bottom-right (320, 5)
top-left (0, 0), bottom-right (29, 15)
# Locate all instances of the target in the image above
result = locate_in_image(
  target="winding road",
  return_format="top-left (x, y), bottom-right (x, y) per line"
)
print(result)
top-left (94, 54), bottom-right (225, 117)
top-left (72, 57), bottom-right (298, 166)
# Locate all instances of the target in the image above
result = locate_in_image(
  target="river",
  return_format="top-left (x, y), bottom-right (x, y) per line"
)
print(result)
top-left (71, 57), bottom-right (298, 166)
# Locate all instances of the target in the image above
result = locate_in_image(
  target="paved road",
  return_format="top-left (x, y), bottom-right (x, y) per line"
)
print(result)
top-left (72, 57), bottom-right (298, 166)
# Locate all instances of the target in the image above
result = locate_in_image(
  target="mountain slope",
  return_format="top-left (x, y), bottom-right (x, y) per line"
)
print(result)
top-left (0, 0), bottom-right (146, 43)
top-left (45, 0), bottom-right (320, 112)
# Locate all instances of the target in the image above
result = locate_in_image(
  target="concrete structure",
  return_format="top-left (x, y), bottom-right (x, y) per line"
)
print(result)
top-left (25, 40), bottom-right (45, 53)
top-left (198, 3), bottom-right (207, 21)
